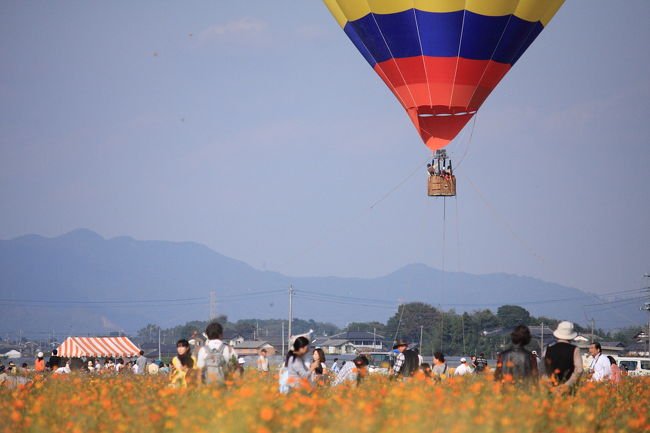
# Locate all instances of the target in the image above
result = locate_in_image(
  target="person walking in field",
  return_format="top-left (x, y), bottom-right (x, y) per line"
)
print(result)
top-left (494, 325), bottom-right (538, 384)
top-left (257, 348), bottom-right (269, 373)
top-left (196, 322), bottom-right (236, 385)
top-left (543, 321), bottom-right (583, 392)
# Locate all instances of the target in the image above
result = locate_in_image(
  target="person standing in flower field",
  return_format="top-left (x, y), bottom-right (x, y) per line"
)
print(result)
top-left (170, 339), bottom-right (196, 388)
top-left (332, 355), bottom-right (369, 386)
top-left (34, 352), bottom-right (45, 372)
top-left (196, 322), bottom-right (236, 385)
top-left (330, 358), bottom-right (340, 373)
top-left (454, 358), bottom-right (473, 376)
top-left (48, 349), bottom-right (61, 371)
top-left (135, 350), bottom-right (147, 375)
top-left (257, 348), bottom-right (269, 373)
top-left (494, 325), bottom-right (538, 384)
top-left (311, 348), bottom-right (327, 385)
top-left (282, 336), bottom-right (319, 391)
top-left (391, 340), bottom-right (419, 379)
top-left (474, 353), bottom-right (488, 373)
top-left (543, 321), bottom-right (583, 392)
top-left (431, 352), bottom-right (448, 380)
top-left (607, 356), bottom-right (621, 385)
top-left (588, 342), bottom-right (611, 382)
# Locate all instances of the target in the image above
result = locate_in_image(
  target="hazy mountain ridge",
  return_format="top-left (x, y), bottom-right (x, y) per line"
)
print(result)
top-left (0, 229), bottom-right (642, 337)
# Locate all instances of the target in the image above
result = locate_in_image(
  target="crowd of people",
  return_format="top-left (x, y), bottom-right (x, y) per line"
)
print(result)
top-left (0, 320), bottom-right (627, 392)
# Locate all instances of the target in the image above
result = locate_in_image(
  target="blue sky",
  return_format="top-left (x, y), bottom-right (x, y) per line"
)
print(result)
top-left (1, 1), bottom-right (649, 297)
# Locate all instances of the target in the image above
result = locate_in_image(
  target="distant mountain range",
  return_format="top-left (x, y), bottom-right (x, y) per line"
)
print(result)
top-left (0, 229), bottom-right (644, 338)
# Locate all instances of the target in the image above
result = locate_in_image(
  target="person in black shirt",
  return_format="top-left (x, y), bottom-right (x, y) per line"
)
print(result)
top-left (475, 353), bottom-right (488, 373)
top-left (48, 349), bottom-right (61, 371)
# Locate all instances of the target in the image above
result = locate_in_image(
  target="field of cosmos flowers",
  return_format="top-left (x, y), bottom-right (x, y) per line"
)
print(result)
top-left (2, 371), bottom-right (648, 433)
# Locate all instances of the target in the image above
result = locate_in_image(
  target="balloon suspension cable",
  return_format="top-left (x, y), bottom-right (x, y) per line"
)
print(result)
top-left (454, 195), bottom-right (462, 273)
top-left (440, 197), bottom-right (447, 351)
top-left (273, 156), bottom-right (431, 272)
top-left (454, 113), bottom-right (477, 171)
top-left (465, 175), bottom-right (638, 327)
top-left (393, 303), bottom-right (406, 344)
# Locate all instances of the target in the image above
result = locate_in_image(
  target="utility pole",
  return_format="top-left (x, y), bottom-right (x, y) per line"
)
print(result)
top-left (540, 322), bottom-right (545, 356)
top-left (157, 327), bottom-right (161, 362)
top-left (282, 322), bottom-right (285, 355)
top-left (373, 327), bottom-right (376, 349)
top-left (590, 319), bottom-right (595, 343)
top-left (642, 274), bottom-right (650, 356)
top-left (419, 325), bottom-right (424, 351)
top-left (461, 314), bottom-right (466, 355)
top-left (209, 290), bottom-right (217, 321)
top-left (288, 285), bottom-right (294, 343)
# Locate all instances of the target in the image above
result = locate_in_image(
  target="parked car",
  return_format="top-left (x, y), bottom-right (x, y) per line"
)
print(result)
top-left (365, 351), bottom-right (394, 375)
top-left (617, 357), bottom-right (650, 376)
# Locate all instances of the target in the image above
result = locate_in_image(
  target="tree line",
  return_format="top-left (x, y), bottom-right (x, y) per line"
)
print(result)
top-left (136, 303), bottom-right (644, 357)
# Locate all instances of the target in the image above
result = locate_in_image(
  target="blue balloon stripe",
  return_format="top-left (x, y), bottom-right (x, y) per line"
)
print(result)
top-left (344, 9), bottom-right (545, 67)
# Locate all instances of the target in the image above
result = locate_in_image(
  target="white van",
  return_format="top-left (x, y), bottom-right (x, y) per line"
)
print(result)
top-left (617, 357), bottom-right (650, 376)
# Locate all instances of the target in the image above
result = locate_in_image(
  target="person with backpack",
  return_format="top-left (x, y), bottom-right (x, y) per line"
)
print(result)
top-left (279, 336), bottom-right (318, 392)
top-left (392, 340), bottom-right (419, 379)
top-left (196, 322), bottom-right (236, 385)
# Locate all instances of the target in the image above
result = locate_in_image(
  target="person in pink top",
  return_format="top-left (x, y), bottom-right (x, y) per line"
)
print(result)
top-left (607, 356), bottom-right (621, 385)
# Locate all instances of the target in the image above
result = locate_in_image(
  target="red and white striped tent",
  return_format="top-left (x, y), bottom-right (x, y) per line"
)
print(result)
top-left (57, 336), bottom-right (140, 358)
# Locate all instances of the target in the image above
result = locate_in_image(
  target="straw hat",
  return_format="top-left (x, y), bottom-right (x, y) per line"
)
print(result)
top-left (553, 321), bottom-right (577, 340)
top-left (37, 352), bottom-right (43, 358)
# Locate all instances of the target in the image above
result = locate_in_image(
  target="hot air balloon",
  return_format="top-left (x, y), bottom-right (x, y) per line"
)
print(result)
top-left (324, 0), bottom-right (564, 196)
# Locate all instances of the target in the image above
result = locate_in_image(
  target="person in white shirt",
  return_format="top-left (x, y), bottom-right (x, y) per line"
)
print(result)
top-left (55, 361), bottom-right (71, 374)
top-left (588, 342), bottom-right (611, 381)
top-left (257, 348), bottom-right (270, 372)
top-left (196, 322), bottom-right (236, 384)
top-left (454, 358), bottom-right (472, 376)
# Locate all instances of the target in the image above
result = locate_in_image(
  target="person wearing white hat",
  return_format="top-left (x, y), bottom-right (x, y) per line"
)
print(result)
top-left (543, 321), bottom-right (583, 391)
top-left (454, 358), bottom-right (472, 376)
top-left (34, 352), bottom-right (45, 372)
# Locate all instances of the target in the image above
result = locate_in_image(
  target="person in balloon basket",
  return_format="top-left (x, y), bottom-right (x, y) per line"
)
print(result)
top-left (391, 340), bottom-right (419, 379)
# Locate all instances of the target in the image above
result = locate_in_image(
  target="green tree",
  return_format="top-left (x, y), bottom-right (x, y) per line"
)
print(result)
top-left (344, 321), bottom-right (386, 335)
top-left (497, 305), bottom-right (531, 328)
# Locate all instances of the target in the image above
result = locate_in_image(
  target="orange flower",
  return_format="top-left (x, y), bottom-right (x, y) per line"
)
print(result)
top-left (259, 406), bottom-right (274, 421)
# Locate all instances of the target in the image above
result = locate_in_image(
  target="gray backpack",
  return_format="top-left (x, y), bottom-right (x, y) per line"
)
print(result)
top-left (203, 344), bottom-right (227, 384)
